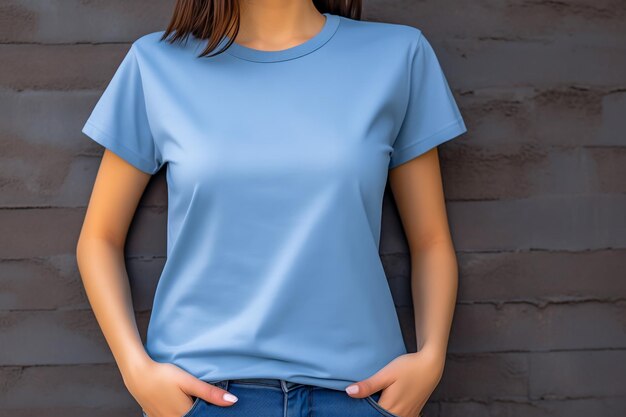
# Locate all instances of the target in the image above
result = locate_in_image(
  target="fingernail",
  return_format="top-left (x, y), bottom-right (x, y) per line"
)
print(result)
top-left (345, 384), bottom-right (359, 394)
top-left (223, 393), bottom-right (238, 403)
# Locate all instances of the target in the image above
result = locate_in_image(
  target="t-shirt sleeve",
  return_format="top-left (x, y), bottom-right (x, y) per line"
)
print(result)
top-left (81, 44), bottom-right (163, 175)
top-left (389, 31), bottom-right (467, 169)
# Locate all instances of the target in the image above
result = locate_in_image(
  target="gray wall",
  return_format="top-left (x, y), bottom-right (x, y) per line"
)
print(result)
top-left (1, 1), bottom-right (625, 416)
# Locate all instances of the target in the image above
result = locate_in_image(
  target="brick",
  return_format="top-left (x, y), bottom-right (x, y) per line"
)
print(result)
top-left (533, 89), bottom-right (626, 147)
top-left (448, 302), bottom-right (626, 353)
top-left (0, 255), bottom-right (83, 310)
top-left (457, 87), bottom-right (626, 149)
top-left (446, 38), bottom-right (626, 90)
top-left (372, 0), bottom-right (626, 40)
top-left (435, 353), bottom-right (529, 400)
top-left (0, 44), bottom-right (122, 90)
top-left (381, 252), bottom-right (412, 308)
top-left (441, 397), bottom-right (626, 417)
top-left (441, 145), bottom-right (626, 200)
top-left (0, 0), bottom-right (170, 43)
top-left (397, 306), bottom-right (417, 352)
top-left (0, 364), bottom-right (138, 417)
top-left (530, 350), bottom-right (626, 398)
top-left (0, 310), bottom-right (149, 365)
top-left (457, 250), bottom-right (626, 302)
top-left (598, 91), bottom-right (626, 145)
top-left (587, 146), bottom-right (626, 192)
top-left (446, 194), bottom-right (626, 252)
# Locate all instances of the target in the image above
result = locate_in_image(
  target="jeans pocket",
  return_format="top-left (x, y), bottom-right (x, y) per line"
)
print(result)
top-left (180, 396), bottom-right (202, 417)
top-left (142, 396), bottom-right (202, 417)
top-left (364, 392), bottom-right (403, 417)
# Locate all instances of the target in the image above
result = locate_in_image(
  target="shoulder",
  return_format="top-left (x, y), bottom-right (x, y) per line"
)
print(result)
top-left (130, 30), bottom-right (201, 57)
top-left (130, 30), bottom-right (168, 53)
top-left (335, 15), bottom-right (423, 53)
top-left (127, 29), bottom-right (205, 66)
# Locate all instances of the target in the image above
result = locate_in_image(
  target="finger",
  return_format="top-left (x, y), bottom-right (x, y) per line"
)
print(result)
top-left (180, 377), bottom-right (239, 406)
top-left (345, 371), bottom-right (390, 398)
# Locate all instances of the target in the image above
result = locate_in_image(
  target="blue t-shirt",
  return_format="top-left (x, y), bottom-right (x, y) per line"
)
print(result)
top-left (81, 12), bottom-right (467, 391)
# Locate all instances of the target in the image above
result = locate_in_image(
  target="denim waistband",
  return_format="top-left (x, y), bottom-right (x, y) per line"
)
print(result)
top-left (208, 378), bottom-right (307, 393)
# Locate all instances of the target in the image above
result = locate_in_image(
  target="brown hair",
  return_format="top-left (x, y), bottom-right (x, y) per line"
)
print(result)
top-left (160, 0), bottom-right (361, 58)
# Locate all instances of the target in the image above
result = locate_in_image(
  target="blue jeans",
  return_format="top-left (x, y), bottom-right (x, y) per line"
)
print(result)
top-left (142, 377), bottom-right (407, 417)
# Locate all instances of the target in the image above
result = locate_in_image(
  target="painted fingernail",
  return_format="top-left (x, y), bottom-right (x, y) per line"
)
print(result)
top-left (223, 393), bottom-right (238, 403)
top-left (345, 385), bottom-right (359, 394)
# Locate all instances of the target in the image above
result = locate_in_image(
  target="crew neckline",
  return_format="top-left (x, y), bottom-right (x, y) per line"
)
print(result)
top-left (223, 12), bottom-right (340, 63)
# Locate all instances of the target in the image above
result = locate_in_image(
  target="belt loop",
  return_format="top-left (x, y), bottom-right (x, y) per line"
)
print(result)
top-left (215, 380), bottom-right (230, 391)
top-left (280, 379), bottom-right (289, 393)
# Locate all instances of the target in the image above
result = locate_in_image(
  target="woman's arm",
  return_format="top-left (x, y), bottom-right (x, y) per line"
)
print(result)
top-left (76, 150), bottom-right (154, 381)
top-left (345, 147), bottom-right (458, 417)
top-left (389, 147), bottom-right (458, 359)
top-left (76, 150), bottom-right (237, 417)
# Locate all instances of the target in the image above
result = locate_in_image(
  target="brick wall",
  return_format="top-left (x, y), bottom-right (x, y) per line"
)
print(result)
top-left (1, 1), bottom-right (624, 416)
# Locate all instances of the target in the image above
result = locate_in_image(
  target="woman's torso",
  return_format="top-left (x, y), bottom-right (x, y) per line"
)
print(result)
top-left (133, 12), bottom-right (418, 391)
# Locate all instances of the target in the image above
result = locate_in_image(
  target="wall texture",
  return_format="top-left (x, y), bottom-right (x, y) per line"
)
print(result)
top-left (1, 0), bottom-right (625, 416)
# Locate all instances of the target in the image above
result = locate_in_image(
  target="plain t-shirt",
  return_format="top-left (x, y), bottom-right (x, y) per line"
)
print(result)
top-left (81, 12), bottom-right (467, 391)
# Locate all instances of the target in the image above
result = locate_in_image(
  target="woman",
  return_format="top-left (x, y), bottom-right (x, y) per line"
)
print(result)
top-left (76, 1), bottom-right (466, 417)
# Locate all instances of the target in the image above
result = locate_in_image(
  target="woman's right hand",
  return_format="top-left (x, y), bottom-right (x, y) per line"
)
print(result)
top-left (123, 358), bottom-right (238, 417)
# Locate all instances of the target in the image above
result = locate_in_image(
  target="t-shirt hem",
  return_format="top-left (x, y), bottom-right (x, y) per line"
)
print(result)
top-left (196, 374), bottom-right (361, 392)
top-left (389, 117), bottom-right (467, 169)
top-left (81, 120), bottom-right (160, 175)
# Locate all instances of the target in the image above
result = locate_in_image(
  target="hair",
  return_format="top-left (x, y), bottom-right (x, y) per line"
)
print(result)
top-left (160, 0), bottom-right (361, 58)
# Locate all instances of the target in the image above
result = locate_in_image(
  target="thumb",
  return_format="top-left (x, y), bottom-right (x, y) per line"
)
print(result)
top-left (344, 372), bottom-right (389, 399)
top-left (183, 377), bottom-right (239, 406)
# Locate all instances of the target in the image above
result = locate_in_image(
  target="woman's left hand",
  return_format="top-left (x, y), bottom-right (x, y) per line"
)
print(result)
top-left (344, 347), bottom-right (446, 417)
